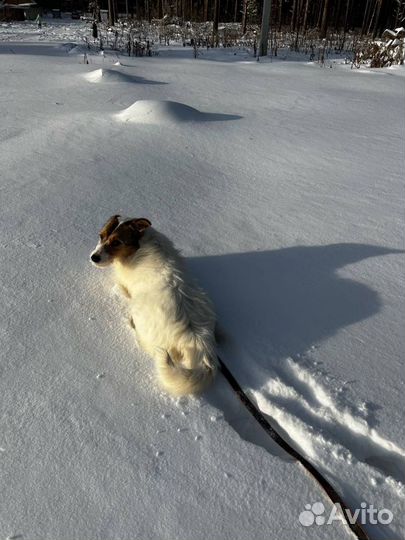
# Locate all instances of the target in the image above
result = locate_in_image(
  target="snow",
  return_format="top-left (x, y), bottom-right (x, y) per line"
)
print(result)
top-left (115, 99), bottom-right (238, 124)
top-left (116, 99), bottom-right (203, 124)
top-left (0, 20), bottom-right (404, 540)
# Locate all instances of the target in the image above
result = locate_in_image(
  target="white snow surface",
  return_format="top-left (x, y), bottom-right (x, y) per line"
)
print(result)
top-left (0, 22), bottom-right (404, 540)
top-left (115, 99), bottom-right (206, 124)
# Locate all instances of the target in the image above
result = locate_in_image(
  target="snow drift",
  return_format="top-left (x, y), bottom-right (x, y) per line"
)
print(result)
top-left (115, 100), bottom-right (204, 124)
top-left (83, 68), bottom-right (136, 84)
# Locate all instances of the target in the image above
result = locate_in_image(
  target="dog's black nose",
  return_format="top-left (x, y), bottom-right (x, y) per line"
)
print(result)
top-left (91, 253), bottom-right (101, 263)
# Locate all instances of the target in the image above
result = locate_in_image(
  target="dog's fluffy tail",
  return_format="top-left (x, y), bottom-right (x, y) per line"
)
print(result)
top-left (156, 349), bottom-right (217, 396)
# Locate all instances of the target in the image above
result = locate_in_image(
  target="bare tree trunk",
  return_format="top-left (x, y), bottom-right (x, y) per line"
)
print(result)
top-left (292, 0), bottom-right (302, 49)
top-left (343, 0), bottom-right (351, 33)
top-left (334, 0), bottom-right (342, 30)
top-left (213, 0), bottom-right (220, 45)
top-left (367, 0), bottom-right (378, 34)
top-left (296, 0), bottom-right (303, 30)
top-left (319, 0), bottom-right (330, 37)
top-left (340, 0), bottom-right (351, 48)
top-left (114, 0), bottom-right (118, 23)
top-left (291, 0), bottom-right (298, 31)
top-left (233, 0), bottom-right (238, 21)
top-left (361, 0), bottom-right (371, 36)
top-left (302, 0), bottom-right (310, 32)
top-left (204, 0), bottom-right (209, 20)
top-left (393, 0), bottom-right (402, 27)
top-left (372, 0), bottom-right (383, 38)
top-left (225, 0), bottom-right (229, 22)
top-left (258, 0), bottom-right (271, 56)
top-left (278, 0), bottom-right (283, 32)
top-left (317, 0), bottom-right (324, 28)
top-left (108, 0), bottom-right (115, 24)
top-left (241, 0), bottom-right (248, 33)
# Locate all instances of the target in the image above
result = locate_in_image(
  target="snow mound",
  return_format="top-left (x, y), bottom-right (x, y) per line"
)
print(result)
top-left (115, 100), bottom-right (203, 124)
top-left (83, 68), bottom-right (132, 83)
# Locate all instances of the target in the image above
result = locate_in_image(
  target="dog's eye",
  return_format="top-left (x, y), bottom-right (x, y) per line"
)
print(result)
top-left (110, 239), bottom-right (122, 248)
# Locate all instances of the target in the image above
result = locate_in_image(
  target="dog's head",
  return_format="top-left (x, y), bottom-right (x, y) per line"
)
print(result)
top-left (90, 215), bottom-right (152, 267)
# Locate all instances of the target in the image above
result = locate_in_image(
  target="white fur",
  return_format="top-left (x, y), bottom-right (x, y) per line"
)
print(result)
top-left (112, 228), bottom-right (218, 395)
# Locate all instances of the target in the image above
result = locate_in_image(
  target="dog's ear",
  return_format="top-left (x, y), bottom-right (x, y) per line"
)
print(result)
top-left (133, 218), bottom-right (152, 233)
top-left (100, 214), bottom-right (120, 239)
top-left (126, 218), bottom-right (151, 239)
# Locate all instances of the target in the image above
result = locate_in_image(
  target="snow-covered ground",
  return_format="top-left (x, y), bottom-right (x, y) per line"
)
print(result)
top-left (0, 20), bottom-right (404, 540)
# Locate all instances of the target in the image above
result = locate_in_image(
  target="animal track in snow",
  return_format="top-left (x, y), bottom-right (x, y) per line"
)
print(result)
top-left (254, 357), bottom-right (405, 488)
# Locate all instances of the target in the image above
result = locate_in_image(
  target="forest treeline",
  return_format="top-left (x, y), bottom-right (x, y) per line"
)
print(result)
top-left (33, 0), bottom-right (404, 39)
top-left (94, 0), bottom-right (402, 38)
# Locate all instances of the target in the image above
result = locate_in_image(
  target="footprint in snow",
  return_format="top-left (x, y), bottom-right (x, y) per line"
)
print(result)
top-left (258, 357), bottom-right (405, 486)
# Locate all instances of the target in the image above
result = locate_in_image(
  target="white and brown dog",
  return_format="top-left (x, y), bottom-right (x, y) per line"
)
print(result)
top-left (90, 215), bottom-right (218, 396)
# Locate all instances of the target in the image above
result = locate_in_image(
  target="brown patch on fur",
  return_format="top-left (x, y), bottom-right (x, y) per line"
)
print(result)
top-left (134, 218), bottom-right (152, 232)
top-left (99, 215), bottom-right (120, 241)
top-left (125, 218), bottom-right (151, 238)
top-left (97, 216), bottom-right (152, 263)
top-left (107, 240), bottom-right (138, 260)
top-left (104, 219), bottom-right (151, 261)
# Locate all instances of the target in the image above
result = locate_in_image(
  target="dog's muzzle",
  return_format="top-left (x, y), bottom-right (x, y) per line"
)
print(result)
top-left (90, 247), bottom-right (111, 267)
